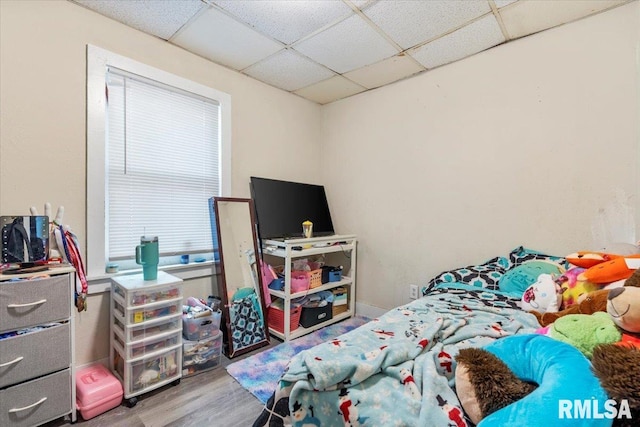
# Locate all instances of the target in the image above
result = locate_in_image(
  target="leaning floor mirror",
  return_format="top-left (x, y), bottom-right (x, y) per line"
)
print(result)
top-left (209, 197), bottom-right (270, 358)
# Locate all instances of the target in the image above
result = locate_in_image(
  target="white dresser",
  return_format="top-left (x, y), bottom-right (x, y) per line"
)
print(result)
top-left (0, 267), bottom-right (76, 427)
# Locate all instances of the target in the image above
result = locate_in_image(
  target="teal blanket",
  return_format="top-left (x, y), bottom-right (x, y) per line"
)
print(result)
top-left (254, 286), bottom-right (540, 427)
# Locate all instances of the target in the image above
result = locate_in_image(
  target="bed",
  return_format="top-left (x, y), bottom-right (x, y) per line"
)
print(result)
top-left (252, 247), bottom-right (621, 427)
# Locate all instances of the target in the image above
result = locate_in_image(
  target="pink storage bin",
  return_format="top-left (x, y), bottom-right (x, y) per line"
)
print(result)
top-left (290, 271), bottom-right (310, 293)
top-left (76, 363), bottom-right (123, 420)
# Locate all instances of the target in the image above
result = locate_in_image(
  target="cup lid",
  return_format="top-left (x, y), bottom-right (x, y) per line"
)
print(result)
top-left (141, 236), bottom-right (158, 243)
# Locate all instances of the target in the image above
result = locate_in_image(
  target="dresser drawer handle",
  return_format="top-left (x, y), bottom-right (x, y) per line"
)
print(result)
top-left (7, 299), bottom-right (47, 308)
top-left (8, 397), bottom-right (47, 413)
top-left (0, 356), bottom-right (24, 368)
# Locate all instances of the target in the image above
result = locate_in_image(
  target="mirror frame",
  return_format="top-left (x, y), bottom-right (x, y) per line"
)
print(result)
top-left (210, 196), bottom-right (270, 358)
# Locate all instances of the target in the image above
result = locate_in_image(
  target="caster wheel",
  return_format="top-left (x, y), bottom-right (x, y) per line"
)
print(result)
top-left (126, 397), bottom-right (138, 408)
top-left (172, 378), bottom-right (181, 386)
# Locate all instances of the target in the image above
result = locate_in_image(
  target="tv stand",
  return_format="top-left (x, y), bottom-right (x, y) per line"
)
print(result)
top-left (262, 234), bottom-right (356, 341)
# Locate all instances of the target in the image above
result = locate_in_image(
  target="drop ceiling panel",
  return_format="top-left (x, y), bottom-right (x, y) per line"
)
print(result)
top-left (363, 0), bottom-right (492, 50)
top-left (500, 0), bottom-right (629, 39)
top-left (74, 0), bottom-right (205, 40)
top-left (294, 14), bottom-right (399, 74)
top-left (243, 49), bottom-right (336, 92)
top-left (494, 0), bottom-right (519, 8)
top-left (410, 14), bottom-right (505, 69)
top-left (344, 55), bottom-right (425, 89)
top-left (294, 76), bottom-right (367, 104)
top-left (212, 0), bottom-right (353, 44)
top-left (171, 7), bottom-right (283, 71)
top-left (70, 0), bottom-right (632, 104)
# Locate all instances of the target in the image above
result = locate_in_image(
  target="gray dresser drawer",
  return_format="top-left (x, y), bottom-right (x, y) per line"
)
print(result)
top-left (0, 369), bottom-right (72, 427)
top-left (0, 275), bottom-right (71, 331)
top-left (0, 323), bottom-right (71, 388)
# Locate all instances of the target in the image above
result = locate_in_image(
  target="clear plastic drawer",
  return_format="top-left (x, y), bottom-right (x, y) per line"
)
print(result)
top-left (114, 329), bottom-right (181, 359)
top-left (113, 282), bottom-right (181, 306)
top-left (113, 315), bottom-right (181, 341)
top-left (121, 300), bottom-right (181, 324)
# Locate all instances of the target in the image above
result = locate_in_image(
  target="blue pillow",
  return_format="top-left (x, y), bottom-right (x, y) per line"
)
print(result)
top-left (498, 261), bottom-right (565, 297)
top-left (479, 335), bottom-right (610, 427)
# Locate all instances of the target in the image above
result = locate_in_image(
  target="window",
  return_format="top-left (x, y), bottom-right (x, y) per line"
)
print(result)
top-left (87, 45), bottom-right (231, 282)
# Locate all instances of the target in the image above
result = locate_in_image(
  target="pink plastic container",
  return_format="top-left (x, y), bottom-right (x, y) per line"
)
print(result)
top-left (76, 363), bottom-right (123, 420)
top-left (290, 271), bottom-right (310, 293)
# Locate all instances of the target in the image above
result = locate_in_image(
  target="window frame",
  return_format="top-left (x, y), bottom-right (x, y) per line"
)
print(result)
top-left (86, 45), bottom-right (231, 288)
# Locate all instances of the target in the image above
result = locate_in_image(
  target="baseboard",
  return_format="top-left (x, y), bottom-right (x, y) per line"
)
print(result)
top-left (355, 302), bottom-right (387, 319)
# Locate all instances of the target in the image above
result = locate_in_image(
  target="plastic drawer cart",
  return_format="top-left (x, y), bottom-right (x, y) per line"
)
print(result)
top-left (110, 271), bottom-right (183, 407)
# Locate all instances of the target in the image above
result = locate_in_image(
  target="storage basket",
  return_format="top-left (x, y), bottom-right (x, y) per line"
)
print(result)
top-left (308, 269), bottom-right (322, 289)
top-left (268, 305), bottom-right (302, 333)
top-left (300, 302), bottom-right (333, 328)
top-left (290, 271), bottom-right (310, 293)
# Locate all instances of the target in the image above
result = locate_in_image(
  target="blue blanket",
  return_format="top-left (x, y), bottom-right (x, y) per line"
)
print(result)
top-left (254, 285), bottom-right (540, 427)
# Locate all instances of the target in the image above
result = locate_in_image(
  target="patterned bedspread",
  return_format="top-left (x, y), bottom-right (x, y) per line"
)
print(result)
top-left (253, 285), bottom-right (541, 427)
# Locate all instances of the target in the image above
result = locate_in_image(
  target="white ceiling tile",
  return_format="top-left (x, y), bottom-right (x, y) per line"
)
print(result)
top-left (212, 0), bottom-right (353, 44)
top-left (351, 0), bottom-right (374, 9)
top-left (363, 0), bottom-right (491, 50)
top-left (500, 0), bottom-right (629, 39)
top-left (410, 14), bottom-right (505, 69)
top-left (243, 49), bottom-right (336, 91)
top-left (294, 75), bottom-right (367, 104)
top-left (171, 7), bottom-right (283, 71)
top-left (294, 14), bottom-right (398, 74)
top-left (73, 0), bottom-right (205, 40)
top-left (343, 55), bottom-right (425, 89)
top-left (494, 0), bottom-right (519, 8)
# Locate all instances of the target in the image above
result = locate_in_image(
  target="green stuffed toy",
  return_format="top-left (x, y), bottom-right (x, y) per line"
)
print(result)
top-left (546, 312), bottom-right (621, 358)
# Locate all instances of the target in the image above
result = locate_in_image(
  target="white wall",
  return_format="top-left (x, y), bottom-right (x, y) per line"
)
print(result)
top-left (321, 2), bottom-right (640, 310)
top-left (1, 0), bottom-right (638, 365)
top-left (0, 0), bottom-right (321, 364)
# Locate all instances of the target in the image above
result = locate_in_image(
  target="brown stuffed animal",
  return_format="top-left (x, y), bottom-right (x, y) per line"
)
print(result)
top-left (531, 289), bottom-right (609, 327)
top-left (624, 267), bottom-right (640, 288)
top-left (454, 348), bottom-right (537, 425)
top-left (591, 343), bottom-right (640, 427)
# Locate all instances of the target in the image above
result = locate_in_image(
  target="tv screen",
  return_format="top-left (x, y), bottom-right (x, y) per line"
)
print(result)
top-left (250, 177), bottom-right (335, 240)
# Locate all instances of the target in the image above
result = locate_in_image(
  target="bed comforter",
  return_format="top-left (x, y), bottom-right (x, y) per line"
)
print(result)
top-left (253, 285), bottom-right (540, 427)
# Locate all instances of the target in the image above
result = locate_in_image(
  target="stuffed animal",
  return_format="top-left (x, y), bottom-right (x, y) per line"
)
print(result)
top-left (566, 251), bottom-right (640, 285)
top-left (579, 256), bottom-right (640, 284)
top-left (607, 275), bottom-right (640, 334)
top-left (591, 343), bottom-right (640, 427)
top-left (454, 335), bottom-right (610, 426)
top-left (566, 251), bottom-right (621, 268)
top-left (453, 338), bottom-right (637, 427)
top-left (543, 312), bottom-right (622, 358)
top-left (624, 267), bottom-right (640, 288)
top-left (520, 274), bottom-right (563, 313)
top-left (530, 288), bottom-right (610, 327)
top-left (454, 347), bottom-right (537, 425)
top-left (557, 267), bottom-right (601, 308)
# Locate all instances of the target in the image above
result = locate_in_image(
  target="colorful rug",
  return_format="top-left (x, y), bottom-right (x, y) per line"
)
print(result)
top-left (226, 315), bottom-right (370, 403)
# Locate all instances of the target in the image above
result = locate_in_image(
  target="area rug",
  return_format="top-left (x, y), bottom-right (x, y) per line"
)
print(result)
top-left (226, 315), bottom-right (370, 403)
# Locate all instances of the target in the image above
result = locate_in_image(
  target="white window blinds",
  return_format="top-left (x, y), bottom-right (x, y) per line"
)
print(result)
top-left (106, 67), bottom-right (220, 261)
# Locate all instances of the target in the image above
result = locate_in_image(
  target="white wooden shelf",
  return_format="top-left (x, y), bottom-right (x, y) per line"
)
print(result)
top-left (263, 234), bottom-right (357, 341)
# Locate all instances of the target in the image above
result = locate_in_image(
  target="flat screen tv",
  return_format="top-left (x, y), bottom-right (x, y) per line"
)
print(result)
top-left (250, 177), bottom-right (335, 240)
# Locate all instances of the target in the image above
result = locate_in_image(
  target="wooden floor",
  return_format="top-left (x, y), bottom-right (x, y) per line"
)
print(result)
top-left (46, 339), bottom-right (280, 427)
